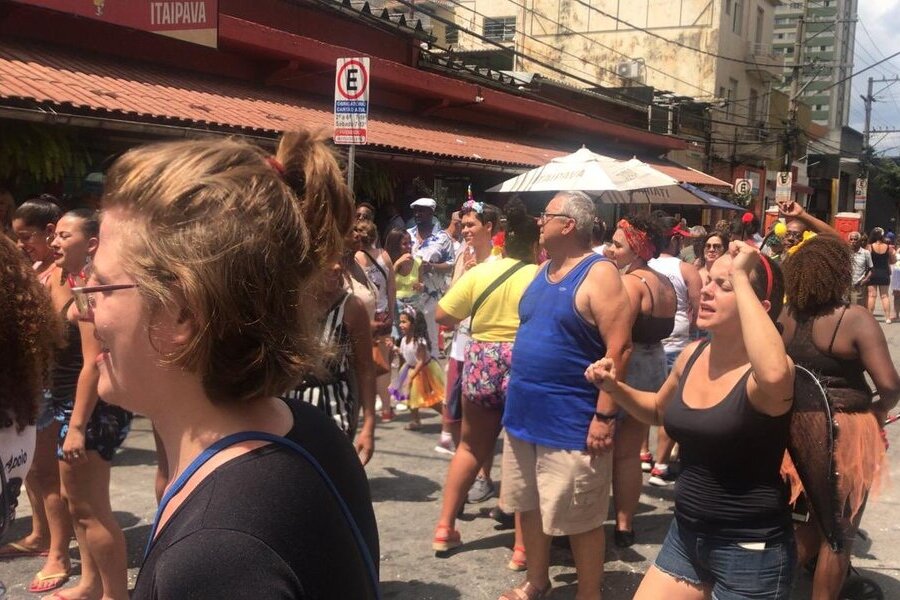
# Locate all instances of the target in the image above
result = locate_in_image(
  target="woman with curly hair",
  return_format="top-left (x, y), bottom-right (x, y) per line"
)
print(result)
top-left (604, 214), bottom-right (677, 547)
top-left (0, 235), bottom-right (61, 537)
top-left (780, 235), bottom-right (900, 599)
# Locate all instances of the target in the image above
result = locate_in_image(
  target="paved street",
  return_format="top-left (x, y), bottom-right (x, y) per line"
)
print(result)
top-left (3, 320), bottom-right (900, 599)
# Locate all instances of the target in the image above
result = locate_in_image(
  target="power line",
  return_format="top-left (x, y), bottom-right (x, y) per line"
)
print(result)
top-left (820, 49), bottom-right (900, 93)
top-left (426, 0), bottom-right (625, 86)
top-left (569, 0), bottom-right (820, 68)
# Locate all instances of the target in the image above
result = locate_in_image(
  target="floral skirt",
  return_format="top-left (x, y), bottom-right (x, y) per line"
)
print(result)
top-left (389, 358), bottom-right (444, 410)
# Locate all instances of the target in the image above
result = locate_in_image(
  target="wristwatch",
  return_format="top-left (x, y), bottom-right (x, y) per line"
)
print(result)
top-left (594, 410), bottom-right (618, 422)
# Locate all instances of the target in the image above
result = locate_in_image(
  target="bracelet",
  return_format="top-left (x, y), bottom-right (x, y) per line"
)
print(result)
top-left (594, 410), bottom-right (618, 422)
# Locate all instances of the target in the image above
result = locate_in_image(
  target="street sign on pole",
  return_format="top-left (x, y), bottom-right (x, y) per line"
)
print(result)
top-left (334, 57), bottom-right (369, 146)
top-left (775, 171), bottom-right (792, 205)
top-left (854, 178), bottom-right (868, 212)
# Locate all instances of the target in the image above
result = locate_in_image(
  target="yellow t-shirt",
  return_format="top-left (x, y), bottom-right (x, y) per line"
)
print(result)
top-left (438, 257), bottom-right (539, 342)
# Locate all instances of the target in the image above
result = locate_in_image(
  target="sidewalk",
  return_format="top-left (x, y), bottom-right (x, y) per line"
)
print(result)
top-left (3, 323), bottom-right (900, 598)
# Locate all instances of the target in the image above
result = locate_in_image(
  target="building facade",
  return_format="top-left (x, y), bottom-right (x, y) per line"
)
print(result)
top-left (772, 0), bottom-right (857, 131)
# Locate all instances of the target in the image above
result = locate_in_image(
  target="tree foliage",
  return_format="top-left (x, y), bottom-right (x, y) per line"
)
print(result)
top-left (873, 158), bottom-right (900, 199)
top-left (0, 122), bottom-right (91, 185)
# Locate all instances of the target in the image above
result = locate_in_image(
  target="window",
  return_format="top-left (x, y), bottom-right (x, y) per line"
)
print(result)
top-left (445, 23), bottom-right (459, 45)
top-left (748, 88), bottom-right (759, 123)
top-left (755, 7), bottom-right (764, 44)
top-left (483, 16), bottom-right (516, 42)
top-left (727, 78), bottom-right (738, 118)
top-left (732, 0), bottom-right (743, 34)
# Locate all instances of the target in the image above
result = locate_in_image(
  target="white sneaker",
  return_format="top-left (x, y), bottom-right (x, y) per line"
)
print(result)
top-left (396, 402), bottom-right (408, 413)
top-left (648, 465), bottom-right (673, 487)
top-left (434, 439), bottom-right (456, 455)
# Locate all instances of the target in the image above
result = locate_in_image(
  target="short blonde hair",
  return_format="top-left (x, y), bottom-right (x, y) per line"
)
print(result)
top-left (102, 130), bottom-right (353, 404)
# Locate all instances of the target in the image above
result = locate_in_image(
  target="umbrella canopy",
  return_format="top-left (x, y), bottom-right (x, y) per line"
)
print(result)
top-left (485, 147), bottom-right (679, 194)
top-left (600, 183), bottom-right (748, 209)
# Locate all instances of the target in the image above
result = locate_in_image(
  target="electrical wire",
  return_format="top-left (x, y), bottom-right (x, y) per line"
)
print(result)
top-left (569, 0), bottom-right (820, 68)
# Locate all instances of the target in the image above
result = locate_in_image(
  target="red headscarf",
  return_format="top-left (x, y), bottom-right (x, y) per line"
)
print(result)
top-left (617, 219), bottom-right (655, 261)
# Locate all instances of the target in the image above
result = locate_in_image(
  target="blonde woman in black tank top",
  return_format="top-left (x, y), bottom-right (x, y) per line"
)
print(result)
top-left (586, 242), bottom-right (796, 600)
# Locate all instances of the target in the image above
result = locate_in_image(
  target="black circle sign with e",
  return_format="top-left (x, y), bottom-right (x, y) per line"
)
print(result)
top-left (337, 60), bottom-right (368, 100)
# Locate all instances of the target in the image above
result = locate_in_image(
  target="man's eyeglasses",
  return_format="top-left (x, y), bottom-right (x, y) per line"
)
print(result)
top-left (537, 212), bottom-right (572, 224)
top-left (71, 284), bottom-right (138, 320)
top-left (783, 230), bottom-right (804, 240)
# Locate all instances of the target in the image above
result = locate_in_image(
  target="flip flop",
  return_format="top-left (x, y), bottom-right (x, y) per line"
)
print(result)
top-left (0, 541), bottom-right (50, 558)
top-left (28, 570), bottom-right (70, 594)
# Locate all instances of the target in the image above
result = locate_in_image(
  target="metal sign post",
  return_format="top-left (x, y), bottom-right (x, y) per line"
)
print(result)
top-left (334, 57), bottom-right (370, 187)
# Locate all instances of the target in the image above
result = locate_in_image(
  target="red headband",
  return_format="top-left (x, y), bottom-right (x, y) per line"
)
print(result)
top-left (266, 156), bottom-right (285, 177)
top-left (618, 219), bottom-right (655, 261)
top-left (760, 255), bottom-right (773, 301)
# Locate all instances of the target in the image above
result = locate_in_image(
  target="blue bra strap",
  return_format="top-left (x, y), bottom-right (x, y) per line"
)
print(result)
top-left (145, 431), bottom-right (380, 599)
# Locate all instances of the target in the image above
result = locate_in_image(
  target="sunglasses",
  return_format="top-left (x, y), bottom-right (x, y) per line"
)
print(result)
top-left (705, 243), bottom-right (723, 250)
top-left (70, 284), bottom-right (138, 320)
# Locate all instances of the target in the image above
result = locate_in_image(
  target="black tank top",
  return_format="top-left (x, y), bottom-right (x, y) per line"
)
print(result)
top-left (50, 298), bottom-right (83, 404)
top-left (871, 247), bottom-right (890, 279)
top-left (784, 308), bottom-right (872, 412)
top-left (664, 342), bottom-right (792, 541)
top-left (628, 274), bottom-right (675, 344)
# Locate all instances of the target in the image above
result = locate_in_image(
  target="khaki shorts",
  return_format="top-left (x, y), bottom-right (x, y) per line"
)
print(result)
top-left (501, 431), bottom-right (612, 536)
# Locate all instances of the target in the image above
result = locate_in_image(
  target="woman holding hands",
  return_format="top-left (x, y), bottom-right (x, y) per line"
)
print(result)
top-left (587, 241), bottom-right (796, 600)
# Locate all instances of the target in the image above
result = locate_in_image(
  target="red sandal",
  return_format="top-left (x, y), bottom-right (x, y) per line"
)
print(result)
top-left (498, 580), bottom-right (549, 600)
top-left (431, 524), bottom-right (461, 553)
top-left (507, 545), bottom-right (527, 571)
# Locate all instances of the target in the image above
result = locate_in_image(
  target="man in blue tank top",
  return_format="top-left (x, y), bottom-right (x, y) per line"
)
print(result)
top-left (499, 191), bottom-right (632, 600)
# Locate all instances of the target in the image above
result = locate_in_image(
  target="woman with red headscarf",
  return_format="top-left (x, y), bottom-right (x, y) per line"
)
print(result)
top-left (604, 214), bottom-right (677, 547)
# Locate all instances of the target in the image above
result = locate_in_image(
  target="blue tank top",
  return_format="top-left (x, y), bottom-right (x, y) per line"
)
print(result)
top-left (503, 254), bottom-right (608, 450)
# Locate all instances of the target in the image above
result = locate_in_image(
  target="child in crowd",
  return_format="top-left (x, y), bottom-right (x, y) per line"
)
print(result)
top-left (390, 306), bottom-right (444, 430)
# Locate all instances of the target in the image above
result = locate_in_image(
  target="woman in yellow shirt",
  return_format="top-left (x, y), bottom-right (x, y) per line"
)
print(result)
top-left (431, 198), bottom-right (540, 565)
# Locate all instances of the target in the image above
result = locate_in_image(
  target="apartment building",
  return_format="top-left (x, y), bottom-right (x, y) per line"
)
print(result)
top-left (773, 0), bottom-right (857, 131)
top-left (424, 0), bottom-right (789, 208)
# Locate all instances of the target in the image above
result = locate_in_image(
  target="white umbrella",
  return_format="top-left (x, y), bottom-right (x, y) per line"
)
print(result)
top-left (485, 146), bottom-right (679, 194)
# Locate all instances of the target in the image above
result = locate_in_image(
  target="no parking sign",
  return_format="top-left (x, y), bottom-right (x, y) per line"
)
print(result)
top-left (334, 58), bottom-right (369, 145)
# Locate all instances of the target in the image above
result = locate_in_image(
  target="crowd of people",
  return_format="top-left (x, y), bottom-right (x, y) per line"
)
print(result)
top-left (0, 131), bottom-right (898, 600)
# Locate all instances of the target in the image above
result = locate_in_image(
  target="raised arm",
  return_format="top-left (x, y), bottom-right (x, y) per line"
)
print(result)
top-left (779, 200), bottom-right (840, 239)
top-left (730, 242), bottom-right (794, 415)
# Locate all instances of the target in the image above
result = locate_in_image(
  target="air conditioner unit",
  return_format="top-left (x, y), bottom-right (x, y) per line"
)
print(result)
top-left (617, 61), bottom-right (641, 81)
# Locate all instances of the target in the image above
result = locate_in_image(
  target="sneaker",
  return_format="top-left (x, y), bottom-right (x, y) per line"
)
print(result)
top-left (434, 438), bottom-right (456, 455)
top-left (648, 465), bottom-right (674, 487)
top-left (467, 476), bottom-right (496, 503)
top-left (395, 402), bottom-right (408, 413)
top-left (640, 452), bottom-right (654, 473)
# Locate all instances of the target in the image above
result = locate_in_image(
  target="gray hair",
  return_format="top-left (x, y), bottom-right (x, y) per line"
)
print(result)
top-left (555, 191), bottom-right (595, 243)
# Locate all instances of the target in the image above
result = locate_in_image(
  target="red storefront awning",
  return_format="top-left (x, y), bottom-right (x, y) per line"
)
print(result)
top-left (0, 40), bottom-right (591, 168)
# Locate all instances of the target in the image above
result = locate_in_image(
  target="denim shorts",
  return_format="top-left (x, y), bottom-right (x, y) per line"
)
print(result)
top-left (654, 518), bottom-right (796, 600)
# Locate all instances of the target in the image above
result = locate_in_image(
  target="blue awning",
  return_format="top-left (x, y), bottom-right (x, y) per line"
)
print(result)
top-left (680, 183), bottom-right (747, 212)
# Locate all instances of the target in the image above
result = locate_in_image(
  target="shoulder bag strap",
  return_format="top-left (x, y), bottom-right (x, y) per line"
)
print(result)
top-left (146, 430), bottom-right (380, 599)
top-left (361, 249), bottom-right (387, 281)
top-left (470, 261), bottom-right (528, 325)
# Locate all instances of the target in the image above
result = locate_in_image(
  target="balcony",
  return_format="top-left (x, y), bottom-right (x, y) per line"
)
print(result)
top-left (745, 42), bottom-right (785, 82)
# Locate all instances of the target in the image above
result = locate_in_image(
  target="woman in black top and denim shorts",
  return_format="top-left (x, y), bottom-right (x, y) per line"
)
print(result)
top-left (587, 241), bottom-right (796, 600)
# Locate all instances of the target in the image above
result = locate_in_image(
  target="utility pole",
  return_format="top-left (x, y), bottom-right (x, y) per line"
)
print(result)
top-left (785, 14), bottom-right (805, 171)
top-left (862, 76), bottom-right (874, 161)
